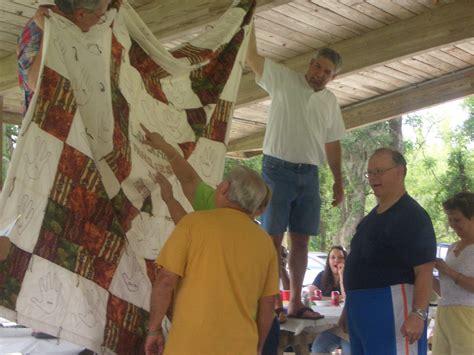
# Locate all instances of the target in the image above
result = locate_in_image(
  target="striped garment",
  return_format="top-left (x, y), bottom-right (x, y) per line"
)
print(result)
top-left (346, 284), bottom-right (428, 355)
top-left (17, 18), bottom-right (43, 112)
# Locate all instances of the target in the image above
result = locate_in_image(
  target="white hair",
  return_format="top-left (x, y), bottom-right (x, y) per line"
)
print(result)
top-left (224, 166), bottom-right (268, 215)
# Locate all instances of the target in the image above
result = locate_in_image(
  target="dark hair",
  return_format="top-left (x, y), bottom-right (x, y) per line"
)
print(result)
top-left (443, 191), bottom-right (474, 219)
top-left (313, 48), bottom-right (343, 74)
top-left (321, 246), bottom-right (347, 292)
top-left (372, 147), bottom-right (407, 176)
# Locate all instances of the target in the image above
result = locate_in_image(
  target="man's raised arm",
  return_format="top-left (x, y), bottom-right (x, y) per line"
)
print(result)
top-left (141, 124), bottom-right (201, 203)
top-left (246, 24), bottom-right (265, 82)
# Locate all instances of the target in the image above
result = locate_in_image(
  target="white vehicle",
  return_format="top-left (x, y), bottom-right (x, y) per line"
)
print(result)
top-left (303, 251), bottom-right (327, 286)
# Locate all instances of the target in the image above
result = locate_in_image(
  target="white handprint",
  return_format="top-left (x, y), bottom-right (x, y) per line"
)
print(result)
top-left (25, 136), bottom-right (51, 180)
top-left (122, 255), bottom-right (145, 292)
top-left (78, 288), bottom-right (99, 328)
top-left (14, 194), bottom-right (35, 235)
top-left (31, 272), bottom-right (63, 314)
top-left (161, 109), bottom-right (184, 140)
top-left (199, 146), bottom-right (217, 178)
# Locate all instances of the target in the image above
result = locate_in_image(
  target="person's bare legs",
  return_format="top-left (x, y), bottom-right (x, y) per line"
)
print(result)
top-left (271, 234), bottom-right (286, 322)
top-left (287, 232), bottom-right (320, 318)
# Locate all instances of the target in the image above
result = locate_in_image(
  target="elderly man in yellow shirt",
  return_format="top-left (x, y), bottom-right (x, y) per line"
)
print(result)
top-left (144, 158), bottom-right (279, 354)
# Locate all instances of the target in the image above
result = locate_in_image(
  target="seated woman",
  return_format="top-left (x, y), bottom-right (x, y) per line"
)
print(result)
top-left (432, 192), bottom-right (474, 355)
top-left (308, 246), bottom-right (350, 355)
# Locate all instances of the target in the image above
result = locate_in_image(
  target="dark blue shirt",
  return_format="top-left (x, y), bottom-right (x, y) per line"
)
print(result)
top-left (312, 271), bottom-right (341, 297)
top-left (344, 193), bottom-right (436, 291)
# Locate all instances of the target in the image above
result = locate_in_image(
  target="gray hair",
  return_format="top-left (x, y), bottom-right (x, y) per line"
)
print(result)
top-left (55, 0), bottom-right (102, 14)
top-left (224, 166), bottom-right (269, 215)
top-left (372, 147), bottom-right (407, 176)
top-left (312, 48), bottom-right (343, 74)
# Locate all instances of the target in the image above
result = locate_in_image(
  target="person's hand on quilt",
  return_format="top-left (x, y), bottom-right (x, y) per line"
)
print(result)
top-left (33, 7), bottom-right (50, 31)
top-left (154, 171), bottom-right (174, 203)
top-left (141, 124), bottom-right (172, 152)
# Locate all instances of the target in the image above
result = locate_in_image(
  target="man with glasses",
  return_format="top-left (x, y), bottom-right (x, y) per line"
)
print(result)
top-left (17, 0), bottom-right (111, 113)
top-left (341, 148), bottom-right (436, 355)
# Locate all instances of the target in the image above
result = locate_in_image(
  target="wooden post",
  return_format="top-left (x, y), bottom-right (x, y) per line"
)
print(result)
top-left (0, 96), bottom-right (3, 190)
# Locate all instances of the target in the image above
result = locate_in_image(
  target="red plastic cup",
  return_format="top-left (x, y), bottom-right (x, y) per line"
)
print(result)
top-left (314, 289), bottom-right (322, 300)
top-left (280, 290), bottom-right (290, 302)
top-left (331, 291), bottom-right (340, 306)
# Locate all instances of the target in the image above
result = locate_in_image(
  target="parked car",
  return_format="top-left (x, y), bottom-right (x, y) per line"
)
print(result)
top-left (303, 251), bottom-right (327, 286)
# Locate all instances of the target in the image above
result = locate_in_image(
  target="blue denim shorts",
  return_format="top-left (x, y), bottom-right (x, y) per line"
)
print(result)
top-left (261, 155), bottom-right (321, 236)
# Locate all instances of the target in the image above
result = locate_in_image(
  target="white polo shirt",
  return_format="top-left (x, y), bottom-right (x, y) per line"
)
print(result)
top-left (258, 59), bottom-right (345, 166)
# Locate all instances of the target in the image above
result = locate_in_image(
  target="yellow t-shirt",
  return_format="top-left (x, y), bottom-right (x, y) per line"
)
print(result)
top-left (157, 208), bottom-right (279, 355)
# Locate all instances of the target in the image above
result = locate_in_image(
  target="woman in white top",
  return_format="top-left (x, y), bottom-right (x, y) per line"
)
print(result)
top-left (432, 192), bottom-right (474, 355)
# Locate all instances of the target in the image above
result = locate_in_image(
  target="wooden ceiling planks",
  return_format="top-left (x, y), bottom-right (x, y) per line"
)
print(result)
top-left (364, 0), bottom-right (416, 19)
top-left (429, 49), bottom-right (473, 68)
top-left (256, 10), bottom-right (329, 47)
top-left (391, 0), bottom-right (431, 14)
top-left (456, 41), bottom-right (474, 55)
top-left (338, 1), bottom-right (401, 25)
top-left (310, 0), bottom-right (387, 30)
top-left (254, 17), bottom-right (320, 50)
top-left (290, 0), bottom-right (372, 34)
top-left (441, 46), bottom-right (474, 65)
top-left (371, 66), bottom-right (420, 84)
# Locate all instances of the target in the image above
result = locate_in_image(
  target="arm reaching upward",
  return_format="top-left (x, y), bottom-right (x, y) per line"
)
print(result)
top-left (246, 24), bottom-right (265, 82)
top-left (141, 124), bottom-right (202, 203)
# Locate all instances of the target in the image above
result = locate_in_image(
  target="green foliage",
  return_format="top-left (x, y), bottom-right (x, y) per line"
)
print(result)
top-left (224, 155), bottom-right (262, 176)
top-left (2, 124), bottom-right (19, 184)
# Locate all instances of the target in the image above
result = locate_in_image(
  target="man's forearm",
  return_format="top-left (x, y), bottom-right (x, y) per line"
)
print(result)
top-left (325, 141), bottom-right (342, 183)
top-left (160, 142), bottom-right (201, 203)
top-left (256, 295), bottom-right (275, 353)
top-left (148, 269), bottom-right (178, 332)
top-left (412, 262), bottom-right (435, 310)
top-left (163, 196), bottom-right (187, 225)
top-left (246, 24), bottom-right (264, 82)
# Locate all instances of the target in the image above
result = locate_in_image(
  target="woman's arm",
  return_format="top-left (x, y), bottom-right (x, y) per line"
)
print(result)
top-left (436, 258), bottom-right (474, 293)
top-left (141, 124), bottom-right (202, 204)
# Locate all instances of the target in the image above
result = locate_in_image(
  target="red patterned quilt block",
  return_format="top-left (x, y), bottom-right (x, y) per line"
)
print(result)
top-left (33, 67), bottom-right (77, 142)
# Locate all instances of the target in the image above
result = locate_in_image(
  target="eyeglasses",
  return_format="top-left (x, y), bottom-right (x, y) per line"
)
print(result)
top-left (85, 9), bottom-right (107, 24)
top-left (364, 165), bottom-right (398, 178)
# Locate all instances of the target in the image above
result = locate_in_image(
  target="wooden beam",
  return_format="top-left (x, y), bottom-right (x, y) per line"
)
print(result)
top-left (343, 66), bottom-right (474, 130)
top-left (228, 67), bottom-right (474, 152)
top-left (0, 54), bottom-right (18, 94)
top-left (0, 97), bottom-right (3, 189)
top-left (235, 0), bottom-right (474, 107)
top-left (1, 111), bottom-right (23, 126)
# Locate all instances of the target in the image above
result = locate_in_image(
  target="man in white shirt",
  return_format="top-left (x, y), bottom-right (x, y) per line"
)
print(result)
top-left (246, 26), bottom-right (345, 319)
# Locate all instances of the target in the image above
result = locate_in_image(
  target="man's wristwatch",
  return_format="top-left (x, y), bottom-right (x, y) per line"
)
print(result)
top-left (411, 309), bottom-right (428, 321)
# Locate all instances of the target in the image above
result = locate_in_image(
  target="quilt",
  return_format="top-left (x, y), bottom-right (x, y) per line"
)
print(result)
top-left (0, 0), bottom-right (254, 353)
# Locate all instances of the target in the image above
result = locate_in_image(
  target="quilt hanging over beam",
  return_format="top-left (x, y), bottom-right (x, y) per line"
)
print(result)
top-left (0, 0), bottom-right (254, 353)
